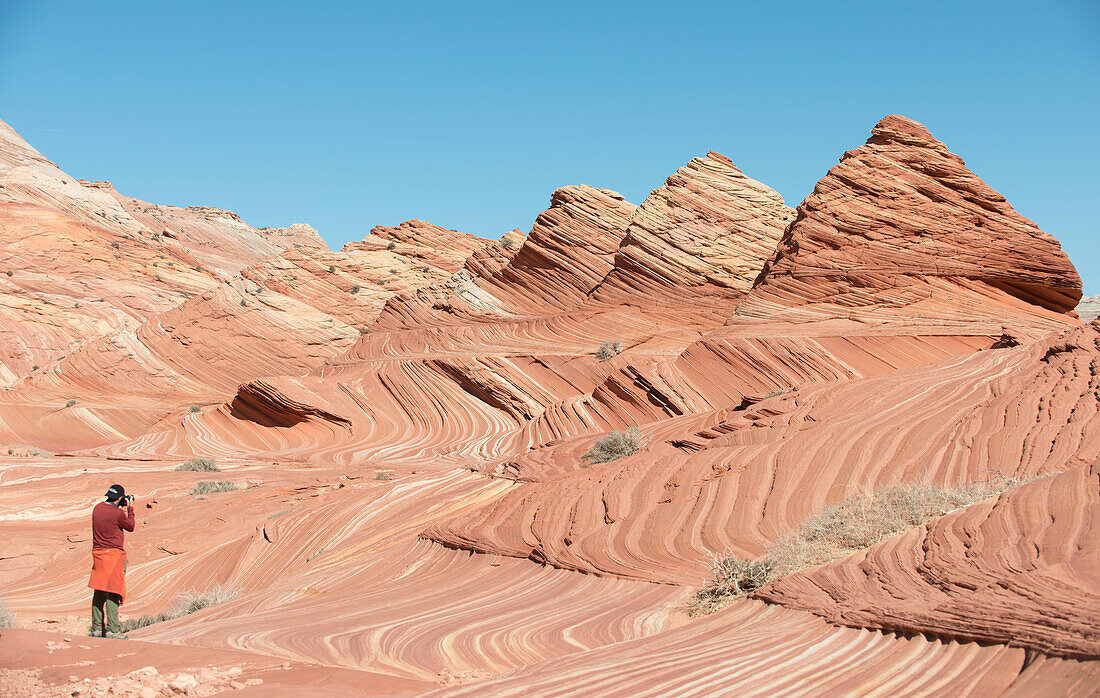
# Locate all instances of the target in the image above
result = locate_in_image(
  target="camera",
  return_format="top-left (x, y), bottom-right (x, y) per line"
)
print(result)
top-left (121, 494), bottom-right (135, 506)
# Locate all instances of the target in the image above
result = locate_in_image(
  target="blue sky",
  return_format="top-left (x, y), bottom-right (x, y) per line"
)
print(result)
top-left (1, 1), bottom-right (1097, 294)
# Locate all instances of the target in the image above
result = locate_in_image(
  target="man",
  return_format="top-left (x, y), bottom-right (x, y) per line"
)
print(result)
top-left (89, 484), bottom-right (135, 639)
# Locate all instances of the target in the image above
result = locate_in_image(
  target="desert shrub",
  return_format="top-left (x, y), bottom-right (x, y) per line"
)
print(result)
top-left (119, 585), bottom-right (238, 632)
top-left (150, 233), bottom-right (160, 241)
top-left (110, 242), bottom-right (120, 249)
top-left (65, 399), bottom-right (76, 408)
top-left (328, 265), bottom-right (336, 273)
top-left (386, 241), bottom-right (396, 250)
top-left (0, 597), bottom-right (14, 628)
top-left (240, 299), bottom-right (247, 306)
top-left (582, 427), bottom-right (647, 465)
top-left (350, 285), bottom-right (360, 294)
top-left (688, 475), bottom-right (1029, 616)
top-left (4, 444), bottom-right (55, 458)
top-left (5, 270), bottom-right (13, 277)
top-left (188, 480), bottom-right (241, 495)
top-left (500, 238), bottom-right (515, 250)
top-left (389, 268), bottom-right (398, 275)
top-left (189, 406), bottom-right (201, 413)
top-left (177, 458), bottom-right (219, 472)
top-left (32, 365), bottom-right (39, 371)
top-left (596, 340), bottom-right (622, 361)
top-left (373, 472), bottom-right (391, 481)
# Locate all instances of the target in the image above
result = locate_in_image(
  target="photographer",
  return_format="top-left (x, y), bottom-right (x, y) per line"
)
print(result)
top-left (88, 484), bottom-right (136, 639)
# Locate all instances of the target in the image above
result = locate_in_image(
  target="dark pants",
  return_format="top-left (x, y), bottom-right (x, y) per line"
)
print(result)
top-left (90, 590), bottom-right (121, 635)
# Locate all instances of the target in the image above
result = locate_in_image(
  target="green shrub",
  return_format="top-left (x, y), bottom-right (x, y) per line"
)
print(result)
top-left (350, 285), bottom-right (360, 294)
top-left (189, 406), bottom-right (201, 413)
top-left (177, 458), bottom-right (219, 472)
top-left (500, 238), bottom-right (516, 250)
top-left (386, 241), bottom-right (396, 250)
top-left (373, 472), bottom-right (391, 481)
top-left (582, 427), bottom-right (647, 465)
top-left (65, 399), bottom-right (76, 408)
top-left (5, 270), bottom-right (13, 277)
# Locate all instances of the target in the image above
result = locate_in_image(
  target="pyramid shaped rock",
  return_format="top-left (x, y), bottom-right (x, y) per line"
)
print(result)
top-left (477, 185), bottom-right (636, 314)
top-left (593, 152), bottom-right (794, 307)
top-left (751, 115), bottom-right (1082, 317)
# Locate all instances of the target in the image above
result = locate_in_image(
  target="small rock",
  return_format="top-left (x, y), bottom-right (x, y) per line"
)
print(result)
top-left (168, 673), bottom-right (199, 694)
top-left (244, 678), bottom-right (263, 686)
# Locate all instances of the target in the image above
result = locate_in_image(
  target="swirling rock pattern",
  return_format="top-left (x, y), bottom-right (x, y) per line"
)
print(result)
top-left (757, 461), bottom-right (1100, 659)
top-left (2, 115), bottom-right (1098, 694)
top-left (426, 322), bottom-right (1100, 584)
top-left (426, 599), bottom-right (1100, 698)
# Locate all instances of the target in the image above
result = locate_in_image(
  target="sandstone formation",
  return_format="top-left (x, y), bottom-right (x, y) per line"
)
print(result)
top-left (757, 461), bottom-right (1099, 659)
top-left (1, 116), bottom-right (1097, 696)
top-left (0, 118), bottom-right (326, 387)
top-left (591, 151), bottom-right (794, 311)
top-left (427, 600), bottom-right (1100, 698)
top-left (739, 115), bottom-right (1082, 328)
top-left (1078, 294), bottom-right (1100, 322)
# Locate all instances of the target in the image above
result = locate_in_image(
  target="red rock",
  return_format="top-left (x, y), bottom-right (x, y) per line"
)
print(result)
top-left (2, 114), bottom-right (1097, 696)
top-left (592, 152), bottom-right (793, 309)
top-left (743, 115), bottom-right (1082, 328)
top-left (756, 461), bottom-right (1100, 659)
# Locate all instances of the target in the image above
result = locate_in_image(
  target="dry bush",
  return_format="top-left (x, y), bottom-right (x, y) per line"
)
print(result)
top-left (688, 475), bottom-right (1028, 616)
top-left (582, 427), bottom-right (648, 465)
top-left (188, 480), bottom-right (242, 495)
top-left (176, 458), bottom-right (219, 472)
top-left (4, 444), bottom-right (54, 458)
top-left (0, 597), bottom-right (15, 628)
top-left (120, 585), bottom-right (238, 633)
top-left (596, 339), bottom-right (622, 361)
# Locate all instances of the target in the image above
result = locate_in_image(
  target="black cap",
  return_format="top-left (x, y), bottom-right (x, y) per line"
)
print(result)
top-left (105, 484), bottom-right (125, 500)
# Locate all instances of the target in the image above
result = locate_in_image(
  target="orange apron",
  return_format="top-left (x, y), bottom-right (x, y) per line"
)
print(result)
top-left (89, 548), bottom-right (127, 605)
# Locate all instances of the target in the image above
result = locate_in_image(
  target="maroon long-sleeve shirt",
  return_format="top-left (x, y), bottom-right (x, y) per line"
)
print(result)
top-left (92, 501), bottom-right (135, 550)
